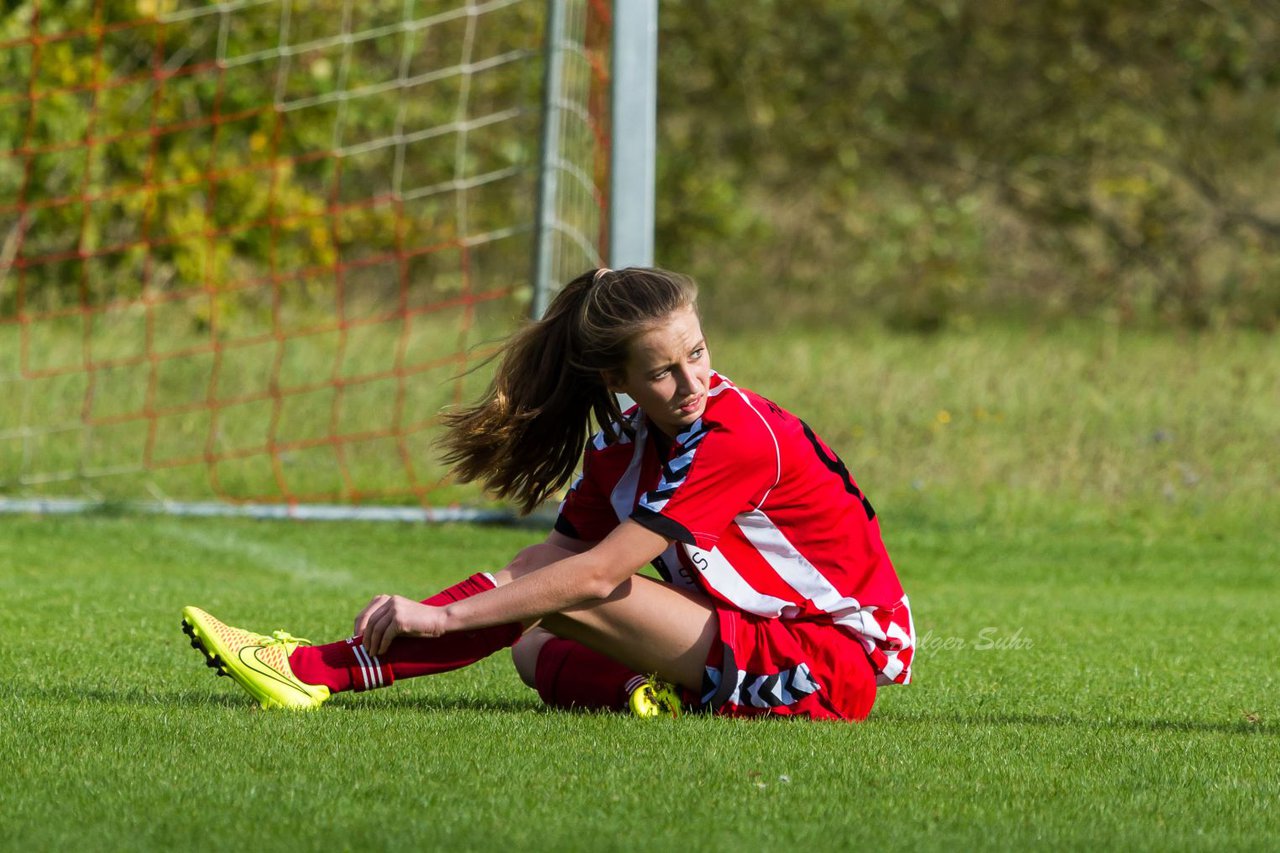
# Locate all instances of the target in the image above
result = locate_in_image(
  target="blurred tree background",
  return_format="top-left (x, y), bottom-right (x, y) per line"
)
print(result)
top-left (5, 0), bottom-right (1280, 332)
top-left (657, 0), bottom-right (1280, 332)
top-left (0, 0), bottom-right (542, 328)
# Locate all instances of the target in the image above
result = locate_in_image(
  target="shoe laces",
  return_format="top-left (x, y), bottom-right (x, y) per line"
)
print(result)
top-left (266, 629), bottom-right (313, 648)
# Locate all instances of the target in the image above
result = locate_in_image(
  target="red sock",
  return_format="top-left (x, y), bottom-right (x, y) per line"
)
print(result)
top-left (289, 573), bottom-right (521, 693)
top-left (534, 637), bottom-right (643, 711)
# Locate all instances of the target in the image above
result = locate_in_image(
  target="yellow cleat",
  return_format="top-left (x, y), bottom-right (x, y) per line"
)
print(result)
top-left (628, 676), bottom-right (682, 719)
top-left (181, 606), bottom-right (330, 710)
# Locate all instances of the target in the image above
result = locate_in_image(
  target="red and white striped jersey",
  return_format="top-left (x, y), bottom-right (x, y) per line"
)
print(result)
top-left (556, 371), bottom-right (914, 686)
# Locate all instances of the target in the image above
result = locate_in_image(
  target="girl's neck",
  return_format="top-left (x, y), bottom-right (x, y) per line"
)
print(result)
top-left (648, 419), bottom-right (674, 457)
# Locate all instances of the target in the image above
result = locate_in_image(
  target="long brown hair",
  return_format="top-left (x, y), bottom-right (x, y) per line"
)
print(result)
top-left (440, 267), bottom-right (698, 513)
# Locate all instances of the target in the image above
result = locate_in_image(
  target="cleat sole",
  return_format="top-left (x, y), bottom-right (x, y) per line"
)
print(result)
top-left (183, 617), bottom-right (234, 681)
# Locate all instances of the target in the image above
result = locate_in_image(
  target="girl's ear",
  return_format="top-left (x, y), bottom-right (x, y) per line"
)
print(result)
top-left (601, 368), bottom-right (627, 393)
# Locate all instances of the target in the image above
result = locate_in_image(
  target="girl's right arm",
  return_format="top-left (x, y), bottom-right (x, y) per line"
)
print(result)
top-left (353, 522), bottom-right (669, 655)
top-left (442, 521), bottom-right (669, 632)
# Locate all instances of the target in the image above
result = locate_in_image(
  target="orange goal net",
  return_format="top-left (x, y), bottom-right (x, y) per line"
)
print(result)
top-left (0, 0), bottom-right (611, 518)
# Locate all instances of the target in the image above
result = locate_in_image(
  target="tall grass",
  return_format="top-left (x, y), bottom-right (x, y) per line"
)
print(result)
top-left (3, 316), bottom-right (1277, 526)
top-left (713, 323), bottom-right (1279, 524)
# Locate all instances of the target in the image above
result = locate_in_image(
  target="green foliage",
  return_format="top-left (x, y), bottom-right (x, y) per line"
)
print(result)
top-left (6, 2), bottom-right (1278, 334)
top-left (1, 0), bottom-right (541, 326)
top-left (658, 1), bottom-right (1280, 331)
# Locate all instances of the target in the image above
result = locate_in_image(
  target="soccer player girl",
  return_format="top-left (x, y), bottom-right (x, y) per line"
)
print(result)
top-left (182, 267), bottom-right (914, 720)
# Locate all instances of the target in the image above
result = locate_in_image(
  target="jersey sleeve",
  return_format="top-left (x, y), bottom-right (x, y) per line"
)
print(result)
top-left (554, 442), bottom-right (620, 543)
top-left (630, 418), bottom-right (778, 551)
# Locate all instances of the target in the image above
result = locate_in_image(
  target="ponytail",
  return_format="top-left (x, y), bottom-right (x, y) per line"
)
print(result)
top-left (439, 267), bottom-right (698, 514)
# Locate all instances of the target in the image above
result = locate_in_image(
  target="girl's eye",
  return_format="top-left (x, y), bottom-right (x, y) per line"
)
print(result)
top-left (690, 348), bottom-right (704, 360)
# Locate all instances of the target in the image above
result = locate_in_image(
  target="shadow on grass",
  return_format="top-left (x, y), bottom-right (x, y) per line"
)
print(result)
top-left (16, 683), bottom-right (554, 716)
top-left (8, 685), bottom-right (248, 709)
top-left (329, 693), bottom-right (543, 715)
top-left (35, 684), bottom-right (1264, 734)
top-left (880, 709), bottom-right (1273, 736)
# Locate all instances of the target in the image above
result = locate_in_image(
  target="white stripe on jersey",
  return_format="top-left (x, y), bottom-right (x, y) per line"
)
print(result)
top-left (879, 655), bottom-right (905, 683)
top-left (687, 543), bottom-right (800, 619)
top-left (658, 541), bottom-right (698, 589)
top-left (734, 508), bottom-right (891, 642)
top-left (874, 593), bottom-right (915, 686)
top-left (720, 383), bottom-right (782, 507)
top-left (609, 419), bottom-right (649, 524)
top-left (885, 618), bottom-right (912, 646)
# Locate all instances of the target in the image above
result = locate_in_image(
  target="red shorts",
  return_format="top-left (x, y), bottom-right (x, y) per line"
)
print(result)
top-left (696, 606), bottom-right (877, 722)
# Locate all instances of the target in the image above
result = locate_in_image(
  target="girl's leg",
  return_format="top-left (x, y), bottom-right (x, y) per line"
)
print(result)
top-left (511, 626), bottom-right (554, 687)
top-left (539, 576), bottom-right (717, 691)
top-left (506, 543), bottom-right (717, 709)
top-left (496, 550), bottom-right (718, 692)
top-left (289, 571), bottom-right (521, 693)
top-left (514, 626), bottom-right (651, 711)
top-left (291, 540), bottom-right (717, 698)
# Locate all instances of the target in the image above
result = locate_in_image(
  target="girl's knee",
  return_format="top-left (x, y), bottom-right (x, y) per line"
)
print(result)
top-left (495, 542), bottom-right (577, 586)
top-left (511, 626), bottom-right (555, 687)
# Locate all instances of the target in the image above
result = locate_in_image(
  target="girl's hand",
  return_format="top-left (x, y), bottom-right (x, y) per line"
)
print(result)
top-left (354, 594), bottom-right (448, 656)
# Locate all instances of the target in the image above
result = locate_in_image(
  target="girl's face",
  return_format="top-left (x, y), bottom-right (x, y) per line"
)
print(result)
top-left (607, 305), bottom-right (711, 438)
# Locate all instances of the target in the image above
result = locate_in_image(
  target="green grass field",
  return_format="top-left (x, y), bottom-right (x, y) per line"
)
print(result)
top-left (2, 504), bottom-right (1276, 850)
top-left (2, 325), bottom-right (1278, 850)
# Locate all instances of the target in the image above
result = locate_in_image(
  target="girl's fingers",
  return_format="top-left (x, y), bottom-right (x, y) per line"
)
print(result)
top-left (371, 601), bottom-right (405, 656)
top-left (368, 606), bottom-right (392, 656)
top-left (370, 611), bottom-right (389, 656)
top-left (358, 595), bottom-right (442, 655)
top-left (354, 594), bottom-right (389, 638)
